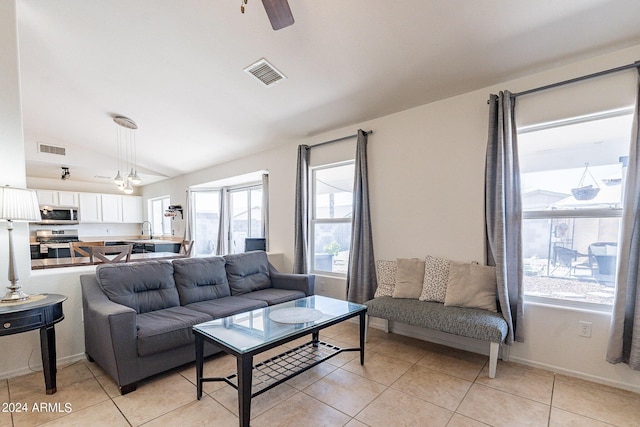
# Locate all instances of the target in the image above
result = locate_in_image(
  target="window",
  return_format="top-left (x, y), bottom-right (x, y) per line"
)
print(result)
top-left (229, 185), bottom-right (263, 254)
top-left (519, 109), bottom-right (632, 307)
top-left (191, 182), bottom-right (264, 256)
top-left (311, 162), bottom-right (354, 275)
top-left (192, 191), bottom-right (220, 256)
top-left (148, 196), bottom-right (171, 236)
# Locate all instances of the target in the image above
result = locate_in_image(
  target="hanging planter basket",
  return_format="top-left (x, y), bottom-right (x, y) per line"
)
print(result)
top-left (571, 163), bottom-right (600, 201)
top-left (571, 185), bottom-right (600, 200)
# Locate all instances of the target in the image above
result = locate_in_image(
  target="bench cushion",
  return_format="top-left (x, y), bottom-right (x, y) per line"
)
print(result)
top-left (364, 296), bottom-right (508, 343)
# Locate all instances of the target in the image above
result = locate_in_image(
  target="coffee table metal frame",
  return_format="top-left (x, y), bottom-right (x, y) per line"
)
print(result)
top-left (193, 296), bottom-right (367, 427)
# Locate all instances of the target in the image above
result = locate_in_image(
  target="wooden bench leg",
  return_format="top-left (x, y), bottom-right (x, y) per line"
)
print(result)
top-left (365, 315), bottom-right (370, 343)
top-left (383, 318), bottom-right (389, 333)
top-left (489, 342), bottom-right (499, 378)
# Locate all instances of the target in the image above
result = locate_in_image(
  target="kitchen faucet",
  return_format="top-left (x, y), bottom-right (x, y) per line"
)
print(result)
top-left (141, 221), bottom-right (153, 239)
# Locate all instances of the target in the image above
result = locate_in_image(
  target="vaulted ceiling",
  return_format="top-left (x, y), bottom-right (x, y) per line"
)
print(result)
top-left (18, 0), bottom-right (640, 187)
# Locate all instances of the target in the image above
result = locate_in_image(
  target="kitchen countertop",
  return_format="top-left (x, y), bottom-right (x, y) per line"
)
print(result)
top-left (120, 239), bottom-right (181, 245)
top-left (30, 236), bottom-right (183, 244)
top-left (31, 252), bottom-right (186, 270)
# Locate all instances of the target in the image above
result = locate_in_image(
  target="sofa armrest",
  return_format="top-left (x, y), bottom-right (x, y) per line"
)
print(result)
top-left (268, 264), bottom-right (315, 296)
top-left (80, 274), bottom-right (138, 387)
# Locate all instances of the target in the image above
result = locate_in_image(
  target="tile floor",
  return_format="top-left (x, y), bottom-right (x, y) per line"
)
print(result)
top-left (1, 322), bottom-right (639, 426)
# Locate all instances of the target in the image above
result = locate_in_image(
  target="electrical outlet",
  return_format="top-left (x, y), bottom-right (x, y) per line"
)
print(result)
top-left (579, 321), bottom-right (592, 338)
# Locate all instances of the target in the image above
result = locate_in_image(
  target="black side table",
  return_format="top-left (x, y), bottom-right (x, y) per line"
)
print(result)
top-left (0, 293), bottom-right (67, 394)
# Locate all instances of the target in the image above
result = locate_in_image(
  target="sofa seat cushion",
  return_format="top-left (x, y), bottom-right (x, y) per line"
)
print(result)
top-left (185, 296), bottom-right (268, 319)
top-left (172, 256), bottom-right (231, 305)
top-left (224, 251), bottom-right (272, 295)
top-left (238, 288), bottom-right (306, 305)
top-left (96, 261), bottom-right (179, 314)
top-left (136, 306), bottom-right (212, 357)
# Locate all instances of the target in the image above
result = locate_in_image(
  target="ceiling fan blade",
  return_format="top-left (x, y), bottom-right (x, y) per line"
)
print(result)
top-left (262, 0), bottom-right (294, 30)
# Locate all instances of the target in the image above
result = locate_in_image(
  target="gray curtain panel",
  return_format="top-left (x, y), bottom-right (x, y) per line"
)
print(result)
top-left (485, 91), bottom-right (524, 345)
top-left (607, 69), bottom-right (640, 370)
top-left (346, 130), bottom-right (377, 304)
top-left (262, 173), bottom-right (270, 251)
top-left (184, 189), bottom-right (193, 242)
top-left (293, 145), bottom-right (310, 274)
top-left (216, 188), bottom-right (229, 256)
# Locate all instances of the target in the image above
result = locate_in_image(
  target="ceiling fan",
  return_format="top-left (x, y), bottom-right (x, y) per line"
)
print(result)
top-left (241, 0), bottom-right (294, 30)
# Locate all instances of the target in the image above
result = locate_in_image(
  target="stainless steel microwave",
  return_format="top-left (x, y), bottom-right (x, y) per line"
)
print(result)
top-left (38, 207), bottom-right (79, 224)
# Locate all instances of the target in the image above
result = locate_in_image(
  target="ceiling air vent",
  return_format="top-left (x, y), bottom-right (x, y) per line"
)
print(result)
top-left (38, 143), bottom-right (66, 156)
top-left (244, 58), bottom-right (286, 87)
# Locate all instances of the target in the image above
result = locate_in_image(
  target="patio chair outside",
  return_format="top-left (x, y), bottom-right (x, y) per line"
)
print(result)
top-left (590, 242), bottom-right (618, 286)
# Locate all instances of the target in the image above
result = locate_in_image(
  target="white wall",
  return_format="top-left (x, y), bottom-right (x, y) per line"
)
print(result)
top-left (4, 9), bottom-right (640, 391)
top-left (143, 44), bottom-right (640, 393)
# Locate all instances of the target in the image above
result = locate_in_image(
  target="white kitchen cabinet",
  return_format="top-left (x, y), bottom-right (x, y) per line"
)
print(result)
top-left (58, 191), bottom-right (141, 224)
top-left (35, 190), bottom-right (78, 207)
top-left (57, 191), bottom-right (78, 207)
top-left (78, 192), bottom-right (102, 222)
top-left (122, 196), bottom-right (143, 223)
top-left (36, 190), bottom-right (57, 206)
top-left (101, 194), bottom-right (123, 223)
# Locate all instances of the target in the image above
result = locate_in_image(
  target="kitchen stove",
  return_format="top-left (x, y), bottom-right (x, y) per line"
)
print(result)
top-left (36, 229), bottom-right (80, 256)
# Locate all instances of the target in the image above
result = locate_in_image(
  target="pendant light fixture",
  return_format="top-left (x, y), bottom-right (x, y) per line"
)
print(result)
top-left (113, 116), bottom-right (141, 191)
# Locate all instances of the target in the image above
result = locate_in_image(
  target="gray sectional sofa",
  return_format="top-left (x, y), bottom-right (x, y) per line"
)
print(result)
top-left (80, 251), bottom-right (314, 394)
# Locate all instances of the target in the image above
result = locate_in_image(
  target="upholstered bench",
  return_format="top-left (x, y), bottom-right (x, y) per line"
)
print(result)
top-left (364, 296), bottom-right (508, 378)
top-left (363, 256), bottom-right (509, 378)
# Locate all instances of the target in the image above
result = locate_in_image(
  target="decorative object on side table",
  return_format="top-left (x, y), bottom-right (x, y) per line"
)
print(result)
top-left (0, 186), bottom-right (41, 302)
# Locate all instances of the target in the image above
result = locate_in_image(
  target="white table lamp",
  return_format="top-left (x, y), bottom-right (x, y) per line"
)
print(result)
top-left (0, 186), bottom-right (41, 302)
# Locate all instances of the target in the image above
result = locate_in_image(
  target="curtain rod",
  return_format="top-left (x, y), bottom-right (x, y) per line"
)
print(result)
top-left (310, 130), bottom-right (373, 149)
top-left (488, 60), bottom-right (640, 102)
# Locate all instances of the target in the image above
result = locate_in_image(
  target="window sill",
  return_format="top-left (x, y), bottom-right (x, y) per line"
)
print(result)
top-left (524, 294), bottom-right (612, 313)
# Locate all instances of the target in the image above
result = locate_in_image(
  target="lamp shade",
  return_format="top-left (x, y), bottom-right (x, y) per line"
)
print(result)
top-left (0, 186), bottom-right (41, 222)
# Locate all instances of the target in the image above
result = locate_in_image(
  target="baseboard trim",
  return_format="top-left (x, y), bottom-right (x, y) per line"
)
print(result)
top-left (0, 353), bottom-right (87, 381)
top-left (507, 355), bottom-right (640, 395)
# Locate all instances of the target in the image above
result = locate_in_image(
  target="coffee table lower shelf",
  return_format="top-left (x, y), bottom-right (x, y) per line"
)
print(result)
top-left (199, 340), bottom-right (359, 398)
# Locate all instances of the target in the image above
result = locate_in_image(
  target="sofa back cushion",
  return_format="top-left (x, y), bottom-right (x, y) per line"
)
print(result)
top-left (224, 251), bottom-right (271, 295)
top-left (172, 257), bottom-right (231, 305)
top-left (95, 261), bottom-right (180, 314)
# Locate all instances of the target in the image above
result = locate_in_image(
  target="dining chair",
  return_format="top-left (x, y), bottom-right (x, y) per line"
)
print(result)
top-left (91, 245), bottom-right (132, 264)
top-left (69, 241), bottom-right (106, 260)
top-left (179, 240), bottom-right (194, 257)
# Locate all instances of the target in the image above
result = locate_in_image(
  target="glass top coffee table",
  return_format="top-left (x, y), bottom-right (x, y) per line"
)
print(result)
top-left (193, 295), bottom-right (367, 427)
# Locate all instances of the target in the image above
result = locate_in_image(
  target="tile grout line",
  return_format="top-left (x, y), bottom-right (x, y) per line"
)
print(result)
top-left (83, 359), bottom-right (134, 426)
top-left (547, 373), bottom-right (556, 427)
